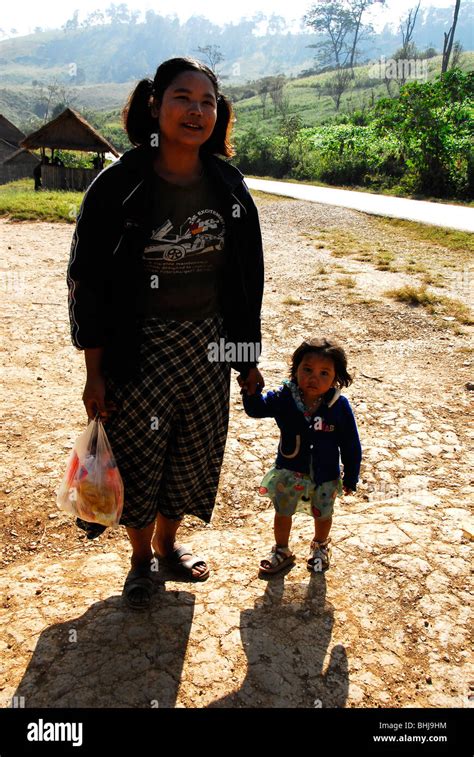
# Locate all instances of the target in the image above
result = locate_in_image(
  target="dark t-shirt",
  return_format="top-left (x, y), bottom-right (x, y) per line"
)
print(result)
top-left (136, 171), bottom-right (226, 320)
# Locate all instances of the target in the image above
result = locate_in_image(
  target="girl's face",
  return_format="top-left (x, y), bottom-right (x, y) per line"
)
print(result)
top-left (151, 70), bottom-right (218, 150)
top-left (295, 353), bottom-right (337, 403)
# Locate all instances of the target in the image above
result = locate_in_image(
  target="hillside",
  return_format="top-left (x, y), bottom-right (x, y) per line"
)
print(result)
top-left (0, 4), bottom-right (472, 87)
top-left (1, 51), bottom-right (473, 155)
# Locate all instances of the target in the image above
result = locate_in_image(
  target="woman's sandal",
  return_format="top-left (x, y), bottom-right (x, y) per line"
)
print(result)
top-left (155, 544), bottom-right (210, 582)
top-left (259, 545), bottom-right (296, 575)
top-left (307, 538), bottom-right (332, 572)
top-left (123, 565), bottom-right (154, 610)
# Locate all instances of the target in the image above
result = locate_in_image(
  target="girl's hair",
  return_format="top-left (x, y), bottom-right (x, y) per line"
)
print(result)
top-left (122, 56), bottom-right (234, 157)
top-left (289, 338), bottom-right (353, 389)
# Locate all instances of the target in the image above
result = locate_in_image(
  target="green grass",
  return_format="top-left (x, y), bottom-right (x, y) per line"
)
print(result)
top-left (374, 217), bottom-right (474, 257)
top-left (386, 285), bottom-right (473, 324)
top-left (337, 275), bottom-right (357, 288)
top-left (283, 296), bottom-right (304, 306)
top-left (0, 179), bottom-right (83, 222)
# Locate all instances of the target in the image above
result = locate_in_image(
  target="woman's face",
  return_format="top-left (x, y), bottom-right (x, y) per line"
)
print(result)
top-left (151, 70), bottom-right (218, 149)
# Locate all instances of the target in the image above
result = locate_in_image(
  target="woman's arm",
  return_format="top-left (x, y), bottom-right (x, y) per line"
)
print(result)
top-left (82, 347), bottom-right (118, 420)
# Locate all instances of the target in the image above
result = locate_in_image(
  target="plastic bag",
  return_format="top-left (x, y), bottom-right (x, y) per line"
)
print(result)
top-left (57, 417), bottom-right (124, 527)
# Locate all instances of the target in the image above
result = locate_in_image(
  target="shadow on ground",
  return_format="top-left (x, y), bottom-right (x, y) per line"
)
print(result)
top-left (209, 569), bottom-right (349, 707)
top-left (13, 577), bottom-right (194, 708)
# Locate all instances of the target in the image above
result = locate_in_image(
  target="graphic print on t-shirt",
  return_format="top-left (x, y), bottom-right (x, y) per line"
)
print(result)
top-left (143, 208), bottom-right (225, 272)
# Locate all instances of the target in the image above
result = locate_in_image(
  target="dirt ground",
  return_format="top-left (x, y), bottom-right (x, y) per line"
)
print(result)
top-left (0, 196), bottom-right (473, 709)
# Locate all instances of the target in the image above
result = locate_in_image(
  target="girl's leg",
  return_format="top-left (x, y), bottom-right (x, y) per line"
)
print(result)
top-left (274, 513), bottom-right (293, 548)
top-left (151, 513), bottom-right (208, 579)
top-left (314, 516), bottom-right (332, 543)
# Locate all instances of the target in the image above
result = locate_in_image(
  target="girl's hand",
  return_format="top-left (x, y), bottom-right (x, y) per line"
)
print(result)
top-left (238, 367), bottom-right (265, 396)
top-left (82, 376), bottom-right (117, 421)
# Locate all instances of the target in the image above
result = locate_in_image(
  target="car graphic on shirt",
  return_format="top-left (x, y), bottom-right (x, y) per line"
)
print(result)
top-left (143, 212), bottom-right (225, 261)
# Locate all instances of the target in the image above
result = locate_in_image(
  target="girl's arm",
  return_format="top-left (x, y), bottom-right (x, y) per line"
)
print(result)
top-left (337, 398), bottom-right (362, 491)
top-left (242, 387), bottom-right (281, 419)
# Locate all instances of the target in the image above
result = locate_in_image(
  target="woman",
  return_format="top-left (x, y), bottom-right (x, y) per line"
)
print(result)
top-left (67, 57), bottom-right (265, 609)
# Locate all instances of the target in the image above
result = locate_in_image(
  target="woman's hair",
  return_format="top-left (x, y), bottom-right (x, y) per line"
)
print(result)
top-left (289, 338), bottom-right (353, 388)
top-left (122, 56), bottom-right (234, 157)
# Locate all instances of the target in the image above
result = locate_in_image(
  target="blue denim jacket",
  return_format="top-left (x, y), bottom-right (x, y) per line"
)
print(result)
top-left (242, 382), bottom-right (362, 490)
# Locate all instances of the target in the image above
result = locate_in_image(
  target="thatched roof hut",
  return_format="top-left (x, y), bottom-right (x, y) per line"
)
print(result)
top-left (0, 115), bottom-right (25, 147)
top-left (20, 107), bottom-right (120, 157)
top-left (20, 108), bottom-right (120, 190)
top-left (3, 148), bottom-right (40, 166)
top-left (0, 117), bottom-right (39, 185)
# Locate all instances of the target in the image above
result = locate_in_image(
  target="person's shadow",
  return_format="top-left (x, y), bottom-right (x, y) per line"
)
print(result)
top-left (208, 569), bottom-right (349, 708)
top-left (12, 571), bottom-right (194, 708)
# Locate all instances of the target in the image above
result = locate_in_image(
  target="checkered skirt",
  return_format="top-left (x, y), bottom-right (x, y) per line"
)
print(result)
top-left (103, 314), bottom-right (231, 528)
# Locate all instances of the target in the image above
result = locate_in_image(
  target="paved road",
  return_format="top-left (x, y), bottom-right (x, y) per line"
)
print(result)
top-left (246, 178), bottom-right (474, 233)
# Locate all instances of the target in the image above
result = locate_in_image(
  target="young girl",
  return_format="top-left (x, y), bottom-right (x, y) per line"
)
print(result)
top-left (241, 338), bottom-right (361, 574)
top-left (67, 57), bottom-right (264, 608)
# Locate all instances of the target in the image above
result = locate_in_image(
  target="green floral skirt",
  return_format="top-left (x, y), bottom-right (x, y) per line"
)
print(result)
top-left (258, 467), bottom-right (342, 520)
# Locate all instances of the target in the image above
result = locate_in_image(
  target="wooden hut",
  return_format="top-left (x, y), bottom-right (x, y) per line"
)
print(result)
top-left (0, 115), bottom-right (25, 151)
top-left (20, 108), bottom-right (120, 191)
top-left (0, 115), bottom-right (40, 184)
top-left (0, 147), bottom-right (40, 185)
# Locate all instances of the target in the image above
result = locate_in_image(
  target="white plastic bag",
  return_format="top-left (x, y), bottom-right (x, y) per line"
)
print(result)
top-left (57, 417), bottom-right (124, 527)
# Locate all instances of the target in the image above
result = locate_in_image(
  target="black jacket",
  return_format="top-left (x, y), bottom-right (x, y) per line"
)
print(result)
top-left (67, 145), bottom-right (264, 380)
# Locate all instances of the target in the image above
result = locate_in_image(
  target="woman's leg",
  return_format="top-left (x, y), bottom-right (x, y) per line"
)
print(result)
top-left (126, 521), bottom-right (155, 568)
top-left (151, 513), bottom-right (208, 579)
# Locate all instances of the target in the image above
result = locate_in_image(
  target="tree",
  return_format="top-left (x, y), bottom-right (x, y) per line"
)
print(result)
top-left (256, 78), bottom-right (271, 118)
top-left (324, 67), bottom-right (353, 110)
top-left (450, 40), bottom-right (463, 68)
top-left (255, 76), bottom-right (286, 117)
top-left (279, 114), bottom-right (303, 170)
top-left (82, 10), bottom-right (105, 27)
top-left (268, 75), bottom-right (286, 115)
top-left (63, 11), bottom-right (79, 32)
top-left (347, 0), bottom-right (384, 72)
top-left (304, 1), bottom-right (355, 69)
top-left (374, 69), bottom-right (473, 196)
top-left (196, 45), bottom-right (224, 74)
top-left (441, 0), bottom-right (462, 73)
top-left (400, 2), bottom-right (420, 57)
top-left (381, 3), bottom-right (420, 94)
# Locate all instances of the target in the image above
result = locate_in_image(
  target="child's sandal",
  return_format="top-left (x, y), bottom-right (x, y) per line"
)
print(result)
top-left (307, 538), bottom-right (332, 572)
top-left (259, 545), bottom-right (295, 575)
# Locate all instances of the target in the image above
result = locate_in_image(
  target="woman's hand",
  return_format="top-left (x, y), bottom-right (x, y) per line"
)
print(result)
top-left (82, 376), bottom-right (116, 421)
top-left (238, 367), bottom-right (265, 396)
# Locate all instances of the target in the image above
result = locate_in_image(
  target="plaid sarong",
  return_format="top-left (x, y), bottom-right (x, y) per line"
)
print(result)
top-left (103, 314), bottom-right (231, 528)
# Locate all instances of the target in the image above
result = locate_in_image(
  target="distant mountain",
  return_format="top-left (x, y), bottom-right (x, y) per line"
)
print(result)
top-left (0, 6), bottom-right (472, 87)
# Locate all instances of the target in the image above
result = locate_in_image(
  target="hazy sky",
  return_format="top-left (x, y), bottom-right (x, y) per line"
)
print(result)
top-left (1, 0), bottom-right (458, 38)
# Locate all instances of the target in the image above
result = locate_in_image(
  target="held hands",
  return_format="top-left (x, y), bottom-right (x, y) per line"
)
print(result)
top-left (237, 367), bottom-right (265, 396)
top-left (82, 375), bottom-right (117, 422)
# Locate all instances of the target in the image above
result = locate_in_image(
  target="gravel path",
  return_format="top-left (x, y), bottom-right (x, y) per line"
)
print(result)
top-left (0, 199), bottom-right (472, 709)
